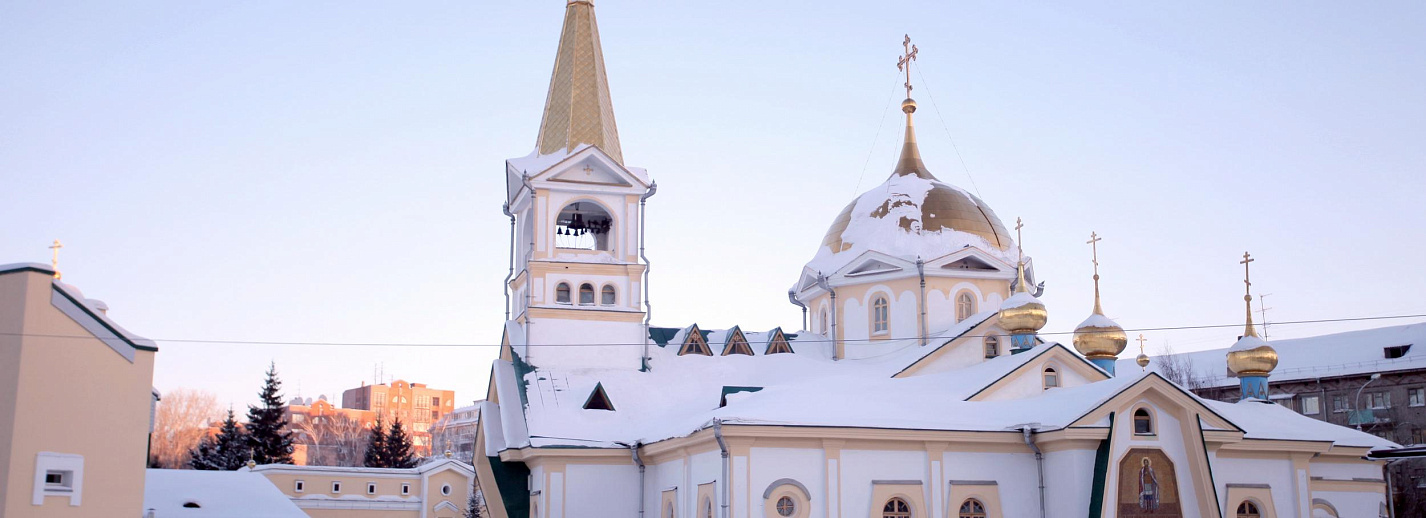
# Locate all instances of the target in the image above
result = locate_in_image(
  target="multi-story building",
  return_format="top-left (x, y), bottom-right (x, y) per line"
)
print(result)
top-left (286, 395), bottom-right (378, 466)
top-left (0, 262), bottom-right (158, 517)
top-left (250, 457), bottom-right (474, 518)
top-left (430, 403), bottom-right (482, 463)
top-left (341, 380), bottom-right (455, 456)
top-left (1134, 322), bottom-right (1426, 515)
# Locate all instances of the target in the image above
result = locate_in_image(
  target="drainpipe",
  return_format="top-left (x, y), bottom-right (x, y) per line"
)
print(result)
top-left (627, 442), bottom-right (646, 518)
top-left (713, 420), bottom-right (730, 518)
top-left (815, 274), bottom-right (839, 360)
top-left (639, 182), bottom-right (657, 371)
top-left (787, 289), bottom-right (807, 332)
top-left (501, 202), bottom-right (516, 321)
top-left (916, 258), bottom-right (927, 346)
top-left (1021, 426), bottom-right (1047, 518)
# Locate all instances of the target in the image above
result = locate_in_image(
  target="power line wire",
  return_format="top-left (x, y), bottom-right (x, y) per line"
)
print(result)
top-left (5, 313), bottom-right (1424, 348)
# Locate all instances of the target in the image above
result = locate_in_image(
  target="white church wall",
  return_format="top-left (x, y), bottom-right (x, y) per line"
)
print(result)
top-left (1211, 454), bottom-right (1297, 517)
top-left (1311, 490), bottom-right (1382, 518)
top-left (978, 359), bottom-right (1095, 402)
top-left (1043, 448), bottom-right (1097, 518)
top-left (747, 447), bottom-right (826, 518)
top-left (1309, 460), bottom-right (1380, 480)
top-left (839, 449), bottom-right (927, 516)
top-left (942, 450), bottom-right (1040, 518)
top-left (565, 463), bottom-right (640, 517)
top-left (1105, 401), bottom-right (1202, 518)
top-left (926, 289), bottom-right (951, 332)
top-left (524, 319), bottom-right (644, 369)
top-left (894, 289), bottom-right (918, 340)
top-left (843, 298), bottom-right (868, 344)
top-left (904, 339), bottom-right (987, 377)
top-left (688, 450), bottom-right (722, 517)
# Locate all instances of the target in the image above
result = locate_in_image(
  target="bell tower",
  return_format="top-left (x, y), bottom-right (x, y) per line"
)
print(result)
top-left (503, 0), bottom-right (653, 370)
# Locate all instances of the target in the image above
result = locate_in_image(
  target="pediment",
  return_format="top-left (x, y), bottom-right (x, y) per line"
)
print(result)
top-left (966, 344), bottom-right (1111, 402)
top-left (549, 162), bottom-right (632, 186)
top-left (829, 251), bottom-right (913, 281)
top-left (529, 146), bottom-right (648, 190)
top-left (941, 256), bottom-right (998, 271)
top-left (1068, 373), bottom-right (1241, 432)
top-left (924, 248), bottom-right (1014, 275)
top-left (847, 259), bottom-right (903, 277)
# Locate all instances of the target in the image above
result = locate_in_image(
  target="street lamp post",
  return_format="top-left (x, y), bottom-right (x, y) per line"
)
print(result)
top-left (1355, 373), bottom-right (1384, 431)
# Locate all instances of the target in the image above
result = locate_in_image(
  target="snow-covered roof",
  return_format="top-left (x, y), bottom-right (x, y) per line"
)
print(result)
top-left (143, 469), bottom-right (305, 517)
top-left (803, 171), bottom-right (1020, 276)
top-left (1120, 323), bottom-right (1426, 388)
top-left (0, 262), bottom-right (158, 353)
top-left (1205, 399), bottom-right (1396, 449)
top-left (250, 458), bottom-right (474, 477)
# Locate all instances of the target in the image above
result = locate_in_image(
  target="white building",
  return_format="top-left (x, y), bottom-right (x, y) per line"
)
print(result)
top-left (474, 3), bottom-right (1396, 518)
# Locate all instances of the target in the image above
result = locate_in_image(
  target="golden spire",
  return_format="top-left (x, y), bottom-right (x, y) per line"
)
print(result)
top-left (998, 216), bottom-right (1047, 334)
top-left (892, 35), bottom-right (932, 179)
top-left (48, 239), bottom-right (63, 280)
top-left (1240, 251), bottom-right (1258, 338)
top-left (536, 0), bottom-right (624, 164)
top-left (1087, 231), bottom-right (1104, 315)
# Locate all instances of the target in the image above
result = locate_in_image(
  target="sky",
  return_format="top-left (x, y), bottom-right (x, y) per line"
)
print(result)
top-left (3, 1), bottom-right (1424, 411)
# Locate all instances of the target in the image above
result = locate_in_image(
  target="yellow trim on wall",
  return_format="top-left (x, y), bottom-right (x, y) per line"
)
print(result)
top-left (869, 482), bottom-right (925, 518)
top-left (947, 483), bottom-right (1002, 518)
top-left (1223, 485), bottom-right (1278, 518)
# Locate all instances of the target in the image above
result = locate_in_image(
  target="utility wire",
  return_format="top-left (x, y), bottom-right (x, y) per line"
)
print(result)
top-left (5, 313), bottom-right (1424, 348)
top-left (851, 70), bottom-right (906, 197)
top-left (915, 65), bottom-right (983, 200)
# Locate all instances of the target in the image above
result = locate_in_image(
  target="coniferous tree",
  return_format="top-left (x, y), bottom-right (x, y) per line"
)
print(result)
top-left (466, 483), bottom-right (486, 518)
top-left (384, 418), bottom-right (417, 468)
top-left (245, 362), bottom-right (294, 464)
top-left (189, 409), bottom-right (252, 470)
top-left (363, 415), bottom-right (388, 468)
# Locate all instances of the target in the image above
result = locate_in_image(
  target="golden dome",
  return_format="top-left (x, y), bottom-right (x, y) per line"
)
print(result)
top-left (1073, 322), bottom-right (1128, 360)
top-left (1136, 353), bottom-right (1150, 369)
top-left (819, 99), bottom-right (1011, 255)
top-left (998, 262), bottom-right (1047, 333)
top-left (1227, 336), bottom-right (1278, 376)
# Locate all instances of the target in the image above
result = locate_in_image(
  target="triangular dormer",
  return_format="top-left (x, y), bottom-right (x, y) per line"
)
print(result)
top-left (941, 256), bottom-right (998, 271)
top-left (678, 324), bottom-right (712, 356)
top-left (765, 328), bottom-right (793, 355)
top-left (722, 326), bottom-right (753, 356)
top-left (583, 382), bottom-right (615, 411)
top-left (846, 258), bottom-right (903, 277)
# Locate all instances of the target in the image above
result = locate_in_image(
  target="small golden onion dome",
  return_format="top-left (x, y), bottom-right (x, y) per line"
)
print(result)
top-left (1073, 314), bottom-right (1128, 360)
top-left (999, 262), bottom-right (1047, 333)
top-left (1136, 353), bottom-right (1151, 369)
top-left (1226, 335), bottom-right (1279, 376)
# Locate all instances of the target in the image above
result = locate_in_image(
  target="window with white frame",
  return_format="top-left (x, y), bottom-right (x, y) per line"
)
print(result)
top-left (367, 482), bottom-right (376, 494)
top-left (956, 292), bottom-right (975, 322)
top-left (1301, 395), bottom-right (1321, 415)
top-left (294, 480), bottom-right (305, 493)
top-left (1133, 408), bottom-right (1154, 435)
top-left (32, 452), bottom-right (84, 506)
top-left (872, 296), bottom-right (889, 334)
top-left (332, 482), bottom-right (342, 493)
top-left (401, 483), bottom-right (410, 495)
top-left (1369, 391), bottom-right (1391, 409)
top-left (1043, 367), bottom-right (1059, 390)
top-left (441, 484), bottom-right (452, 496)
top-left (984, 335), bottom-right (999, 358)
top-left (1411, 388), bottom-right (1425, 407)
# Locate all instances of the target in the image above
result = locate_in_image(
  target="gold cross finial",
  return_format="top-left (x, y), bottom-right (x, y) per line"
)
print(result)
top-left (1087, 231), bottom-right (1105, 314)
top-left (48, 240), bottom-right (63, 280)
top-left (1136, 333), bottom-right (1148, 352)
top-left (896, 34), bottom-right (918, 99)
top-left (1239, 251), bottom-right (1259, 338)
top-left (1014, 217), bottom-right (1024, 263)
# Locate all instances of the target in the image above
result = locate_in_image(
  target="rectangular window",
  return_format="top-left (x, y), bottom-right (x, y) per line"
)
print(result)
top-left (294, 480), bottom-right (305, 493)
top-left (332, 482), bottom-right (342, 493)
top-left (401, 483), bottom-right (411, 495)
top-left (432, 410), bottom-right (439, 419)
top-left (1333, 395), bottom-right (1346, 412)
top-left (44, 471), bottom-right (72, 491)
top-left (367, 482), bottom-right (377, 494)
top-left (33, 452), bottom-right (84, 506)
top-left (431, 397), bottom-right (440, 406)
top-left (1370, 391), bottom-right (1391, 409)
top-left (1411, 388), bottom-right (1424, 407)
top-left (1301, 395), bottom-right (1320, 415)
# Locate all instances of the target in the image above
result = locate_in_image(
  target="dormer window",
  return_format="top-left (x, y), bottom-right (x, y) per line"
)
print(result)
top-left (1133, 408), bottom-right (1154, 435)
top-left (579, 283), bottom-right (595, 306)
top-left (555, 202), bottom-right (613, 251)
top-left (722, 328), bottom-right (753, 356)
top-left (1386, 345), bottom-right (1412, 359)
top-left (1043, 367), bottom-right (1059, 390)
top-left (984, 335), bottom-right (999, 358)
top-left (556, 283), bottom-right (572, 304)
top-left (678, 325), bottom-right (712, 356)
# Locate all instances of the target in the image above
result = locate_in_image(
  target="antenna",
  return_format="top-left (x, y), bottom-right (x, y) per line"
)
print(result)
top-left (1258, 294), bottom-right (1273, 339)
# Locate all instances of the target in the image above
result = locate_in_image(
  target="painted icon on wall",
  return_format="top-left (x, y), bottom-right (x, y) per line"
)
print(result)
top-left (1117, 448), bottom-right (1182, 517)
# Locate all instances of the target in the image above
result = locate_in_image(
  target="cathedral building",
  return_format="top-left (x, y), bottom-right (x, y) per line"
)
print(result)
top-left (475, 3), bottom-right (1394, 518)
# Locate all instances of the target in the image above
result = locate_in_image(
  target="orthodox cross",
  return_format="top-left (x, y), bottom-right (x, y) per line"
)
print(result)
top-left (1240, 251), bottom-right (1254, 295)
top-left (1014, 217), bottom-right (1025, 265)
top-left (1240, 251), bottom-right (1258, 336)
top-left (897, 34), bottom-right (918, 99)
top-left (1086, 231), bottom-right (1103, 279)
top-left (1136, 334), bottom-right (1148, 354)
top-left (48, 239), bottom-right (63, 280)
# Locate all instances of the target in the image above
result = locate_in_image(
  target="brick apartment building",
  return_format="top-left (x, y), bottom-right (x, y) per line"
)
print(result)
top-left (341, 379), bottom-right (456, 456)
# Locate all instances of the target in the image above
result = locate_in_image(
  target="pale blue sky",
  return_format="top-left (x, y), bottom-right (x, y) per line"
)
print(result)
top-left (3, 1), bottom-right (1423, 410)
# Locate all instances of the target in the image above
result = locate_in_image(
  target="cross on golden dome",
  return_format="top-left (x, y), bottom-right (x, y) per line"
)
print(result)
top-left (48, 239), bottom-right (62, 280)
top-left (896, 34), bottom-right (918, 100)
top-left (1239, 251), bottom-right (1260, 338)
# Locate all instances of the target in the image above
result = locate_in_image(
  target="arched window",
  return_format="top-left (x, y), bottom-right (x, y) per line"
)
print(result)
top-left (882, 497), bottom-right (911, 518)
top-left (984, 335), bottom-right (999, 358)
top-left (956, 292), bottom-right (975, 322)
top-left (819, 308), bottom-right (829, 335)
top-left (556, 282), bottom-right (572, 304)
top-left (1043, 367), bottom-right (1059, 390)
top-left (579, 283), bottom-right (595, 306)
top-left (1134, 408), bottom-right (1154, 435)
top-left (702, 497), bottom-right (713, 518)
top-left (775, 496), bottom-right (796, 516)
top-left (555, 201), bottom-right (614, 251)
top-left (958, 499), bottom-right (986, 518)
top-left (1236, 501), bottom-right (1260, 518)
top-left (601, 285), bottom-right (616, 306)
top-left (665, 501), bottom-right (675, 518)
top-left (872, 296), bottom-right (890, 334)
